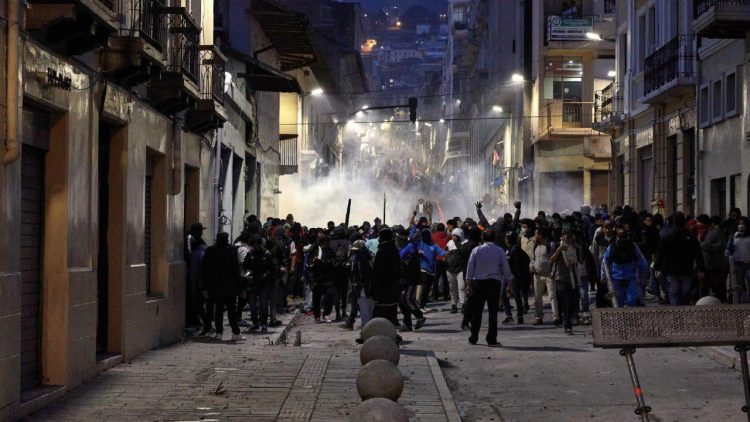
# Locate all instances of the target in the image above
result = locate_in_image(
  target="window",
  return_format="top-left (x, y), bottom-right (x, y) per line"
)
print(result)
top-left (647, 7), bottom-right (656, 55)
top-left (543, 56), bottom-right (583, 100)
top-left (712, 78), bottom-right (723, 121)
top-left (637, 14), bottom-right (646, 73)
top-left (699, 84), bottom-right (710, 127)
top-left (726, 71), bottom-right (737, 117)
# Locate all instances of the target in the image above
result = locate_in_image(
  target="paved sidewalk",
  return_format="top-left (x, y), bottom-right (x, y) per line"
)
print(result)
top-left (22, 310), bottom-right (458, 421)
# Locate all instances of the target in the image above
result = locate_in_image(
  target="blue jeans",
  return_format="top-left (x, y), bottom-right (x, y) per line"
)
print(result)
top-left (579, 276), bottom-right (590, 313)
top-left (611, 278), bottom-right (639, 307)
top-left (667, 274), bottom-right (693, 306)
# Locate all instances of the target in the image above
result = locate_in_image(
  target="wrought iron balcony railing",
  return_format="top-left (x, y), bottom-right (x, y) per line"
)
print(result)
top-left (163, 7), bottom-right (200, 83)
top-left (199, 45), bottom-right (226, 104)
top-left (594, 81), bottom-right (624, 122)
top-left (128, 0), bottom-right (167, 52)
top-left (694, 0), bottom-right (748, 18)
top-left (643, 35), bottom-right (694, 96)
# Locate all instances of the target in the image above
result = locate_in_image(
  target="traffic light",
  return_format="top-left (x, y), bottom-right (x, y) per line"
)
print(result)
top-left (408, 97), bottom-right (418, 123)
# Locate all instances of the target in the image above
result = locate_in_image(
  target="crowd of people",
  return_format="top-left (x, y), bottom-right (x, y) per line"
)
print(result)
top-left (183, 200), bottom-right (750, 346)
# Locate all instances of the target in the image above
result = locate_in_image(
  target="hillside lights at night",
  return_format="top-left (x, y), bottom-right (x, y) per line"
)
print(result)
top-left (310, 88), bottom-right (324, 96)
top-left (511, 73), bottom-right (524, 83)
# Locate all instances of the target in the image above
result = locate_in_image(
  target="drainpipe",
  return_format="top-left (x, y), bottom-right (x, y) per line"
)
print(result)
top-left (2, 0), bottom-right (20, 165)
top-left (213, 129), bottom-right (221, 237)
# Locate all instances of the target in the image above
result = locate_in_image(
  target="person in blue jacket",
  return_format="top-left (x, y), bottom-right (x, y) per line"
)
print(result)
top-left (602, 227), bottom-right (650, 307)
top-left (400, 228), bottom-right (446, 312)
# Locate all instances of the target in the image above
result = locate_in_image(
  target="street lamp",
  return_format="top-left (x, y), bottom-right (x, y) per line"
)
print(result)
top-left (586, 32), bottom-right (616, 42)
top-left (511, 73), bottom-right (524, 83)
top-left (310, 88), bottom-right (324, 96)
top-left (492, 105), bottom-right (503, 113)
top-left (439, 118), bottom-right (445, 123)
top-left (607, 70), bottom-right (616, 78)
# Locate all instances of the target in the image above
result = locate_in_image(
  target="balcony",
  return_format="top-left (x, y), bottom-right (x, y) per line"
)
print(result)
top-left (103, 0), bottom-right (167, 87)
top-left (693, 0), bottom-right (750, 38)
top-left (279, 135), bottom-right (299, 175)
top-left (25, 0), bottom-right (119, 54)
top-left (186, 46), bottom-right (228, 133)
top-left (593, 82), bottom-right (625, 131)
top-left (538, 100), bottom-right (602, 141)
top-left (148, 6), bottom-right (201, 115)
top-left (642, 36), bottom-right (695, 104)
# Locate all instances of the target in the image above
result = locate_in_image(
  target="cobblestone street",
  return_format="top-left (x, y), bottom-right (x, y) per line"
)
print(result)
top-left (17, 299), bottom-right (750, 422)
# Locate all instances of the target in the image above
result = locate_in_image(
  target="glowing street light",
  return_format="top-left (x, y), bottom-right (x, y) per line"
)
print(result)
top-left (439, 118), bottom-right (445, 123)
top-left (356, 111), bottom-right (364, 117)
top-left (511, 73), bottom-right (524, 83)
top-left (310, 88), bottom-right (324, 96)
top-left (492, 105), bottom-right (503, 113)
top-left (361, 105), bottom-right (369, 110)
top-left (607, 70), bottom-right (616, 78)
top-left (586, 32), bottom-right (602, 41)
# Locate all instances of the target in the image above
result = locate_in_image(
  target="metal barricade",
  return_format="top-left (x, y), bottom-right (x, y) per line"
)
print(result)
top-left (592, 305), bottom-right (750, 421)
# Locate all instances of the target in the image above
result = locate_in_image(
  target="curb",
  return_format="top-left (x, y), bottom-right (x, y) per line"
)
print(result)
top-left (425, 351), bottom-right (463, 422)
top-left (691, 345), bottom-right (739, 370)
top-left (269, 308), bottom-right (302, 346)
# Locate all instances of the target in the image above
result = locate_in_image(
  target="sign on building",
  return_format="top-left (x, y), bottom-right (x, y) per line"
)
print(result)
top-left (547, 16), bottom-right (594, 41)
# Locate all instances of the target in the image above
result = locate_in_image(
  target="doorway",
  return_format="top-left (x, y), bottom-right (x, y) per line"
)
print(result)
top-left (97, 123), bottom-right (112, 355)
top-left (639, 145), bottom-right (653, 211)
top-left (20, 106), bottom-right (50, 392)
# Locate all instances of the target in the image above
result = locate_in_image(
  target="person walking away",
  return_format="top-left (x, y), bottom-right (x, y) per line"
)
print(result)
top-left (445, 227), bottom-right (466, 313)
top-left (726, 217), bottom-right (750, 303)
top-left (701, 216), bottom-right (729, 302)
top-left (309, 234), bottom-right (337, 322)
top-left (602, 228), bottom-right (650, 307)
top-left (329, 226), bottom-right (352, 321)
top-left (654, 212), bottom-right (706, 306)
top-left (245, 237), bottom-right (277, 332)
top-left (505, 231), bottom-right (530, 324)
top-left (459, 227), bottom-right (482, 330)
top-left (414, 229), bottom-right (446, 310)
top-left (549, 229), bottom-right (581, 334)
top-left (202, 232), bottom-right (245, 341)
top-left (341, 240), bottom-right (374, 330)
top-left (398, 231), bottom-right (426, 331)
top-left (190, 236), bottom-right (211, 336)
top-left (465, 231), bottom-right (513, 347)
top-left (372, 228), bottom-right (402, 327)
top-left (530, 228), bottom-right (557, 325)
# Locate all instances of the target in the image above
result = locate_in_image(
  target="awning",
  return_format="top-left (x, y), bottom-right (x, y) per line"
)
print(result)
top-left (236, 54), bottom-right (302, 94)
top-left (251, 0), bottom-right (317, 71)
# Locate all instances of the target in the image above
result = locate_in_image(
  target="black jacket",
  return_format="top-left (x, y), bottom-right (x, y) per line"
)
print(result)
top-left (308, 243), bottom-right (335, 288)
top-left (654, 228), bottom-right (705, 277)
top-left (202, 243), bottom-right (242, 298)
top-left (458, 239), bottom-right (479, 275)
top-left (508, 244), bottom-right (531, 282)
top-left (372, 240), bottom-right (401, 303)
top-left (351, 248), bottom-right (374, 296)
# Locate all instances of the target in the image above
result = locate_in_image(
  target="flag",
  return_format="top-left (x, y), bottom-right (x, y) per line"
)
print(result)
top-left (492, 150), bottom-right (500, 166)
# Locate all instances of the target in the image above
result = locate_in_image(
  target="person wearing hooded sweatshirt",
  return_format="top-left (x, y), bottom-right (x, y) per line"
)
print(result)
top-left (445, 227), bottom-right (466, 313)
top-left (202, 232), bottom-right (245, 341)
top-left (654, 212), bottom-right (706, 306)
top-left (342, 240), bottom-right (374, 330)
top-left (402, 229), bottom-right (446, 311)
top-left (372, 228), bottom-right (402, 326)
top-left (398, 231), bottom-right (427, 331)
top-left (603, 228), bottom-right (650, 307)
top-left (329, 226), bottom-right (352, 321)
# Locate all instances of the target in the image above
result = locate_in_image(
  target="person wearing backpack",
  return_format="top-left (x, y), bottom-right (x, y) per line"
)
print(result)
top-left (329, 226), bottom-right (352, 321)
top-left (245, 236), bottom-right (278, 332)
top-left (398, 231), bottom-right (426, 331)
top-left (530, 227), bottom-right (557, 326)
top-left (309, 233), bottom-right (337, 322)
top-left (341, 240), bottom-right (374, 330)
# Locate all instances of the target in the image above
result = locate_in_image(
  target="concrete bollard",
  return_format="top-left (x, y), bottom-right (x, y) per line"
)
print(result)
top-left (696, 296), bottom-right (722, 306)
top-left (360, 335), bottom-right (400, 366)
top-left (356, 359), bottom-right (404, 401)
top-left (362, 317), bottom-right (397, 342)
top-left (349, 397), bottom-right (410, 422)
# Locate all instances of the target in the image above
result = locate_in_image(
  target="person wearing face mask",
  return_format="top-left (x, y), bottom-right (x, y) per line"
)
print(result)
top-left (602, 228), bottom-right (650, 307)
top-left (726, 217), bottom-right (750, 303)
top-left (654, 212), bottom-right (706, 306)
